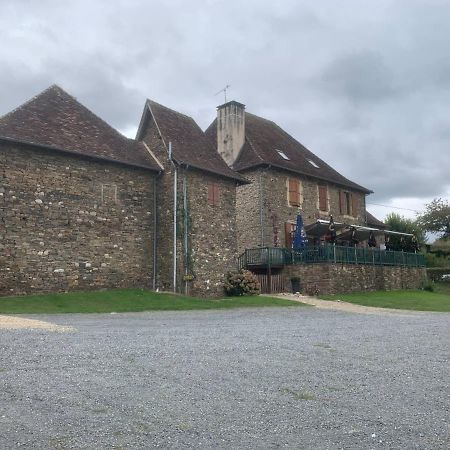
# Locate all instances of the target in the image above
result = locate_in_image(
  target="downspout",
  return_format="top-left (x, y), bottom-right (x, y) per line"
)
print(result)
top-left (169, 142), bottom-right (177, 293)
top-left (152, 174), bottom-right (159, 291)
top-left (183, 168), bottom-right (189, 295)
top-left (259, 169), bottom-right (264, 247)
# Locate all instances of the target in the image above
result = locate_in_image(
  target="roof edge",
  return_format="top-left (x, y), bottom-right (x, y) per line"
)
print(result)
top-left (235, 162), bottom-right (373, 194)
top-left (0, 135), bottom-right (162, 173)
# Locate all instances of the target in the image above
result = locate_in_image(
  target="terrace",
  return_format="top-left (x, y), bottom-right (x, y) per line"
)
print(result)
top-left (238, 245), bottom-right (425, 270)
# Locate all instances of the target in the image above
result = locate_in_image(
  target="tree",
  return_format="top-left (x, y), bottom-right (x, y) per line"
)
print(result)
top-left (418, 198), bottom-right (450, 239)
top-left (384, 213), bottom-right (426, 248)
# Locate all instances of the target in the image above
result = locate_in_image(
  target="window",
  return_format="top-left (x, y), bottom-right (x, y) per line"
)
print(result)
top-left (318, 185), bottom-right (328, 211)
top-left (285, 222), bottom-right (296, 248)
top-left (207, 182), bottom-right (219, 206)
top-left (339, 190), bottom-right (359, 216)
top-left (276, 149), bottom-right (290, 160)
top-left (307, 159), bottom-right (320, 168)
top-left (287, 178), bottom-right (301, 207)
top-left (101, 184), bottom-right (117, 204)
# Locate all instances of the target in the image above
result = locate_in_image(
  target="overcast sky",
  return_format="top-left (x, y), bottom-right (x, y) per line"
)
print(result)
top-left (1, 0), bottom-right (449, 224)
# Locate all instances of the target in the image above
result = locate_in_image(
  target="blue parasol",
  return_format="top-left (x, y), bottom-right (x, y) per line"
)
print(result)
top-left (293, 214), bottom-right (308, 249)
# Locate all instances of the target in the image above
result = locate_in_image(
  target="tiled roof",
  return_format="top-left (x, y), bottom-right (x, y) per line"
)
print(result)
top-left (0, 85), bottom-right (160, 171)
top-left (205, 111), bottom-right (372, 194)
top-left (366, 211), bottom-right (386, 229)
top-left (137, 100), bottom-right (247, 183)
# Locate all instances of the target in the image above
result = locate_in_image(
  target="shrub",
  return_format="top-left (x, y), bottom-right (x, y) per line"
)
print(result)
top-left (224, 270), bottom-right (260, 296)
top-left (421, 280), bottom-right (435, 292)
top-left (426, 267), bottom-right (450, 282)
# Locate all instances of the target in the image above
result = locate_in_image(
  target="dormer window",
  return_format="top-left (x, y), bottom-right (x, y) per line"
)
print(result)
top-left (276, 149), bottom-right (290, 160)
top-left (307, 159), bottom-right (320, 168)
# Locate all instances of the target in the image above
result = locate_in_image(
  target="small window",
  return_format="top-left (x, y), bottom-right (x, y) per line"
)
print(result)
top-left (288, 178), bottom-right (301, 207)
top-left (307, 159), bottom-right (320, 168)
top-left (207, 182), bottom-right (219, 206)
top-left (339, 190), bottom-right (353, 216)
top-left (318, 185), bottom-right (328, 211)
top-left (285, 222), bottom-right (296, 248)
top-left (276, 149), bottom-right (290, 160)
top-left (101, 184), bottom-right (117, 204)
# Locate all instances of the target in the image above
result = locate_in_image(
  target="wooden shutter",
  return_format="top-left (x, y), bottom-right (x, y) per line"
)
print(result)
top-left (288, 179), bottom-right (300, 206)
top-left (352, 194), bottom-right (359, 217)
top-left (339, 191), bottom-right (345, 214)
top-left (285, 222), bottom-right (294, 248)
top-left (208, 183), bottom-right (220, 206)
top-left (319, 185), bottom-right (327, 211)
top-left (207, 183), bottom-right (214, 206)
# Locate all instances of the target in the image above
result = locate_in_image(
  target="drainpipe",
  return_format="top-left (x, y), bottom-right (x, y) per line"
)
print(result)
top-left (152, 174), bottom-right (160, 291)
top-left (259, 169), bottom-right (265, 247)
top-left (169, 142), bottom-right (177, 293)
top-left (183, 168), bottom-right (189, 295)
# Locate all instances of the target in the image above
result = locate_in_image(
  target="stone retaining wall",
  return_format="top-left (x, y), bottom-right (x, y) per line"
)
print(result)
top-left (284, 263), bottom-right (427, 296)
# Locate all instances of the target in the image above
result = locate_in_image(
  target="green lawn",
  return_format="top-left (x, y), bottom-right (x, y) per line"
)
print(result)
top-left (320, 284), bottom-right (450, 312)
top-left (0, 289), bottom-right (306, 314)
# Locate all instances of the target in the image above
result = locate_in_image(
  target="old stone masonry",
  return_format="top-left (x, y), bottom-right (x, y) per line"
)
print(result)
top-left (0, 86), bottom-right (425, 298)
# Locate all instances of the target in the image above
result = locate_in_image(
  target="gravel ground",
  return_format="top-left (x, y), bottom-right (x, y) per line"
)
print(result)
top-left (0, 308), bottom-right (449, 449)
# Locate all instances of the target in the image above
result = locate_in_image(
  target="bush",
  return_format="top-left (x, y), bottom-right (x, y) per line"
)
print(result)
top-left (425, 253), bottom-right (450, 268)
top-left (224, 270), bottom-right (260, 296)
top-left (426, 267), bottom-right (450, 282)
top-left (421, 281), bottom-right (435, 292)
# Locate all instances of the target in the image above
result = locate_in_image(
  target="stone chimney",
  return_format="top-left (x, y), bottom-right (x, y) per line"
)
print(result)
top-left (217, 100), bottom-right (245, 166)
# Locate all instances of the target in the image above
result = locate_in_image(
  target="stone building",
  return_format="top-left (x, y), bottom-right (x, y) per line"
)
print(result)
top-left (0, 87), bottom-right (424, 298)
top-left (0, 86), bottom-right (245, 297)
top-left (206, 101), bottom-right (372, 253)
top-left (206, 101), bottom-right (425, 294)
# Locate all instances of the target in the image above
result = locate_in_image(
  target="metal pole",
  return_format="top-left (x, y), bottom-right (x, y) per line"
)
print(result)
top-left (170, 142), bottom-right (177, 293)
top-left (183, 171), bottom-right (188, 294)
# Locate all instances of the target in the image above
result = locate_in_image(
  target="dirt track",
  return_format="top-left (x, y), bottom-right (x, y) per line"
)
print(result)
top-left (273, 293), bottom-right (423, 315)
top-left (0, 315), bottom-right (74, 331)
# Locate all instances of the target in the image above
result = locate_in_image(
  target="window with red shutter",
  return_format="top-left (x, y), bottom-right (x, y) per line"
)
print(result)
top-left (318, 185), bottom-right (327, 211)
top-left (288, 178), bottom-right (300, 207)
top-left (339, 190), bottom-right (353, 215)
top-left (352, 194), bottom-right (359, 217)
top-left (285, 222), bottom-right (295, 248)
top-left (207, 182), bottom-right (219, 206)
top-left (339, 191), bottom-right (345, 214)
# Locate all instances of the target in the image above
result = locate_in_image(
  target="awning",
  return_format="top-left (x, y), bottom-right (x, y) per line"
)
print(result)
top-left (304, 220), bottom-right (414, 241)
top-left (304, 220), bottom-right (346, 238)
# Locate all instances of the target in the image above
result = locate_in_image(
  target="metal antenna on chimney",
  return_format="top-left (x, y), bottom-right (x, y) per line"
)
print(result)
top-left (214, 84), bottom-right (230, 103)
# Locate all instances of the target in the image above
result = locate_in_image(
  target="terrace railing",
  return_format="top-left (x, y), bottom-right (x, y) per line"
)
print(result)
top-left (238, 245), bottom-right (425, 270)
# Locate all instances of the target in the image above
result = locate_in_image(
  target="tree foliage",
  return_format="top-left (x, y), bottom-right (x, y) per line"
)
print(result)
top-left (384, 212), bottom-right (426, 243)
top-left (417, 198), bottom-right (450, 238)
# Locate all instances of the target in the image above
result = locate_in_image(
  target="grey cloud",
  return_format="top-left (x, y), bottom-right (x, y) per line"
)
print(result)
top-left (315, 51), bottom-right (398, 103)
top-left (0, 0), bottom-right (449, 213)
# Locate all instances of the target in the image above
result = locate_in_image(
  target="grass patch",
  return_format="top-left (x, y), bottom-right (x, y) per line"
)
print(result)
top-left (320, 285), bottom-right (450, 312)
top-left (0, 289), bottom-right (307, 314)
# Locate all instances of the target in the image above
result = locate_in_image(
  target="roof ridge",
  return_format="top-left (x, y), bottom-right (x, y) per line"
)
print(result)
top-left (0, 84), bottom-right (134, 144)
top-left (244, 135), bottom-right (264, 162)
top-left (147, 99), bottom-right (197, 123)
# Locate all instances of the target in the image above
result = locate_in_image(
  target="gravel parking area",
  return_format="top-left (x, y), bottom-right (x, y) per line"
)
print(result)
top-left (0, 308), bottom-right (449, 449)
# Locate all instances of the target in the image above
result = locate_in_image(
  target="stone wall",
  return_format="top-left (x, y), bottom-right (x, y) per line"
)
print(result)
top-left (284, 263), bottom-right (427, 296)
top-left (184, 168), bottom-right (238, 297)
top-left (0, 141), bottom-right (156, 296)
top-left (236, 167), bottom-right (367, 253)
top-left (140, 117), bottom-right (238, 297)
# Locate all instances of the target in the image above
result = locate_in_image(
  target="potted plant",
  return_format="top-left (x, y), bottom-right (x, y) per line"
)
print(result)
top-left (290, 276), bottom-right (301, 294)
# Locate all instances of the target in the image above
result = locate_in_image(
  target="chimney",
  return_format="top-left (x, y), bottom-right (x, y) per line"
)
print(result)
top-left (217, 100), bottom-right (245, 166)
